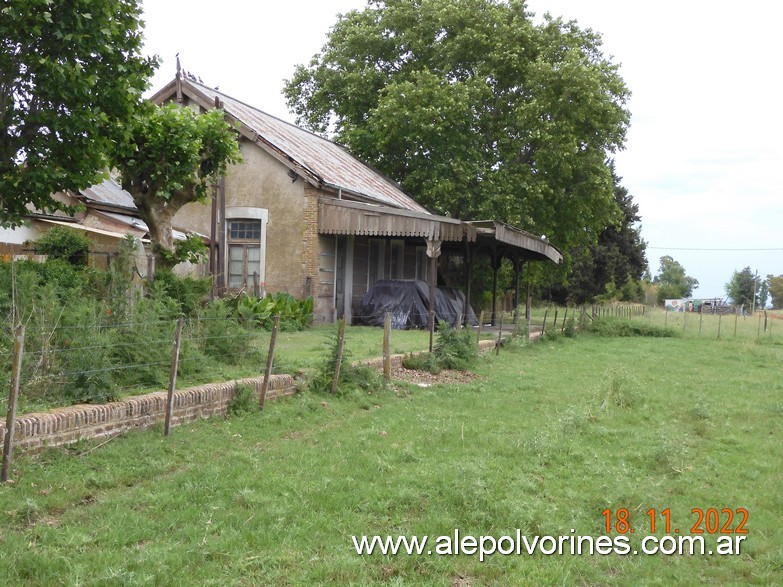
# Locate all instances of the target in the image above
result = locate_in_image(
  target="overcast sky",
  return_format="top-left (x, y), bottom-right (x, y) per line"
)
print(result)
top-left (141, 0), bottom-right (782, 300)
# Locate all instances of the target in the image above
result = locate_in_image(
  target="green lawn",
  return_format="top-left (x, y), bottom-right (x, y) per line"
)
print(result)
top-left (1, 332), bottom-right (781, 585)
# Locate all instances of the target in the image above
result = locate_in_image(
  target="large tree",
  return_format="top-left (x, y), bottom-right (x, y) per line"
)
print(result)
top-left (111, 103), bottom-right (241, 271)
top-left (767, 274), bottom-right (783, 310)
top-left (565, 166), bottom-right (647, 303)
top-left (653, 256), bottom-right (698, 303)
top-left (284, 0), bottom-right (630, 262)
top-left (725, 267), bottom-right (757, 309)
top-left (0, 0), bottom-right (156, 226)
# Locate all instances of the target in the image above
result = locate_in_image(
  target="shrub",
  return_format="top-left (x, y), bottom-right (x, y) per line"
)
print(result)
top-left (309, 326), bottom-right (384, 395)
top-left (152, 270), bottom-right (211, 316)
top-left (228, 383), bottom-right (256, 416)
top-left (195, 300), bottom-right (258, 365)
top-left (232, 292), bottom-right (313, 331)
top-left (35, 226), bottom-right (91, 266)
top-left (563, 316), bottom-right (577, 338)
top-left (586, 316), bottom-right (678, 338)
top-left (432, 322), bottom-right (477, 370)
top-left (401, 352), bottom-right (440, 374)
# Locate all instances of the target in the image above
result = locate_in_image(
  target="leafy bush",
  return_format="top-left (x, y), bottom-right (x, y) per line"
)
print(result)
top-left (195, 300), bottom-right (258, 365)
top-left (34, 226), bottom-right (91, 266)
top-left (432, 322), bottom-right (477, 370)
top-left (152, 270), bottom-right (211, 316)
top-left (401, 352), bottom-right (440, 374)
top-left (232, 292), bottom-right (313, 331)
top-left (563, 316), bottom-right (577, 338)
top-left (228, 383), bottom-right (256, 416)
top-left (309, 325), bottom-right (384, 395)
top-left (586, 316), bottom-right (678, 338)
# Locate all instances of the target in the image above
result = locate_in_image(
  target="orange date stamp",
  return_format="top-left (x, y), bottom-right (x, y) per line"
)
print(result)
top-left (602, 507), bottom-right (749, 535)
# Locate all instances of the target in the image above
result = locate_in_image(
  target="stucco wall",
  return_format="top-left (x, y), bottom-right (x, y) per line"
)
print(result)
top-left (173, 139), bottom-right (312, 297)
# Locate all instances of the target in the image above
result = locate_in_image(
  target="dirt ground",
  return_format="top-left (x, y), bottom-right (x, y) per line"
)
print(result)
top-left (389, 364), bottom-right (480, 387)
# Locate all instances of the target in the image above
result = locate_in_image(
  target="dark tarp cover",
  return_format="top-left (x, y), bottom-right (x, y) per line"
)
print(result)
top-left (356, 279), bottom-right (477, 329)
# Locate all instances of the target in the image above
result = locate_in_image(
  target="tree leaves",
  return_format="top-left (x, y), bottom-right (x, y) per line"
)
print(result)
top-left (0, 0), bottom-right (157, 227)
top-left (283, 0), bottom-right (631, 272)
top-left (111, 103), bottom-right (241, 271)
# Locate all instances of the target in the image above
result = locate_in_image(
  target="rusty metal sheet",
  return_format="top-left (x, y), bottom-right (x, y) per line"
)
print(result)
top-left (318, 199), bottom-right (471, 242)
top-left (468, 220), bottom-right (562, 264)
top-left (80, 179), bottom-right (136, 210)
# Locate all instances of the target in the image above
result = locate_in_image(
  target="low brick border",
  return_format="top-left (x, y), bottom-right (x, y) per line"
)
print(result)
top-left (0, 374), bottom-right (296, 455)
top-left (2, 331), bottom-right (541, 456)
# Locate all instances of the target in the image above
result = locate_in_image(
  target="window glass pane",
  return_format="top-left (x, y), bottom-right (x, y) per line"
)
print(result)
top-left (229, 220), bottom-right (261, 240)
top-left (247, 245), bottom-right (261, 262)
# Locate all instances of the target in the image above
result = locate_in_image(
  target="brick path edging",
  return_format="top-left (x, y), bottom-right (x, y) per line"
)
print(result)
top-left (0, 374), bottom-right (296, 455)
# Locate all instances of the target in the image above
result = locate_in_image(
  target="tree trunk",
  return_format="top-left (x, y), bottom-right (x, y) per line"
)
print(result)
top-left (129, 189), bottom-right (183, 273)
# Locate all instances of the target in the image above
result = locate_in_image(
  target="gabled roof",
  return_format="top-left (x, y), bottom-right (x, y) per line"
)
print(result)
top-left (149, 77), bottom-right (429, 214)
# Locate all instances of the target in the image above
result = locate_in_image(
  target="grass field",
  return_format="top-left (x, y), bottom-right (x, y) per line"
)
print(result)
top-left (1, 329), bottom-right (781, 585)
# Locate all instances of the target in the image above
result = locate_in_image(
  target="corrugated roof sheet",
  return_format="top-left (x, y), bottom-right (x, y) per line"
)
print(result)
top-left (184, 79), bottom-right (429, 214)
top-left (80, 179), bottom-right (136, 210)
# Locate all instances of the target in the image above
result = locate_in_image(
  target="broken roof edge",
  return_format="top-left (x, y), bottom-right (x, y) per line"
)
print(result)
top-left (318, 197), bottom-right (473, 242)
top-left (467, 220), bottom-right (563, 264)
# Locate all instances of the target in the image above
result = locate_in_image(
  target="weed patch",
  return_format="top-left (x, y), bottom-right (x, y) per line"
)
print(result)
top-left (586, 316), bottom-right (679, 337)
top-left (228, 383), bottom-right (256, 416)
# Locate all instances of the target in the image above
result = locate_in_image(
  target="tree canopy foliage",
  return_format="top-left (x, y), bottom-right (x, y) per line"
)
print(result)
top-left (564, 166), bottom-right (647, 303)
top-left (725, 267), bottom-right (757, 309)
top-left (0, 0), bottom-right (156, 226)
top-left (767, 274), bottom-right (783, 310)
top-left (284, 0), bottom-right (630, 264)
top-left (653, 256), bottom-right (699, 303)
top-left (111, 103), bottom-right (241, 270)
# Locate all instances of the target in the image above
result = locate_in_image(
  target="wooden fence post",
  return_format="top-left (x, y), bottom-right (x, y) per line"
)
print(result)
top-left (332, 318), bottom-right (347, 394)
top-left (1, 325), bottom-right (25, 483)
top-left (733, 312), bottom-right (738, 339)
top-left (476, 310), bottom-right (485, 347)
top-left (164, 317), bottom-right (184, 436)
top-left (383, 312), bottom-right (392, 381)
top-left (260, 314), bottom-right (281, 410)
top-left (541, 309), bottom-right (548, 335)
top-left (495, 312), bottom-right (504, 356)
top-left (717, 314), bottom-right (722, 340)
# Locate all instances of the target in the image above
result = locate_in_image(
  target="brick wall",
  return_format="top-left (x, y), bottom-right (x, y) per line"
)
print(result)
top-left (302, 187), bottom-right (320, 295)
top-left (1, 374), bottom-right (297, 455)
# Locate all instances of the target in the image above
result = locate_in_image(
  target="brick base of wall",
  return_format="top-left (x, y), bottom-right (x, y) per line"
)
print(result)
top-left (1, 375), bottom-right (297, 455)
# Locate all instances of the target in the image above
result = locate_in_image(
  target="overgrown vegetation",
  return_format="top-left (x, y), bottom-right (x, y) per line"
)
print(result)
top-left (33, 226), bottom-right (92, 266)
top-left (228, 383), bottom-right (256, 416)
top-left (586, 316), bottom-right (679, 338)
top-left (402, 322), bottom-right (479, 373)
top-left (308, 324), bottom-right (386, 395)
top-left (1, 336), bottom-right (779, 584)
top-left (230, 291), bottom-right (313, 331)
top-left (0, 235), bottom-right (311, 408)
